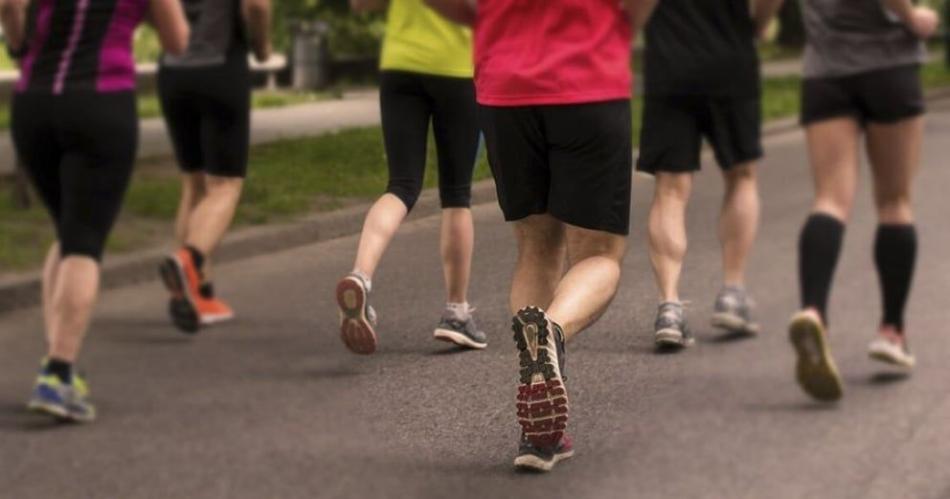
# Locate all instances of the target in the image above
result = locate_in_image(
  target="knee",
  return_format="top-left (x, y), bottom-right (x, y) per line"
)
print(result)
top-left (205, 176), bottom-right (244, 197)
top-left (516, 218), bottom-right (566, 263)
top-left (724, 164), bottom-right (757, 188)
top-left (654, 173), bottom-right (692, 202)
top-left (876, 195), bottom-right (913, 224)
top-left (387, 179), bottom-right (423, 211)
top-left (59, 236), bottom-right (106, 263)
top-left (439, 184), bottom-right (472, 209)
top-left (568, 231), bottom-right (627, 264)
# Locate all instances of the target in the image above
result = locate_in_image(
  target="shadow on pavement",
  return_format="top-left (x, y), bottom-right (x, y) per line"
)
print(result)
top-left (866, 371), bottom-right (911, 385)
top-left (0, 401), bottom-right (76, 433)
top-left (701, 330), bottom-right (756, 345)
top-left (743, 401), bottom-right (840, 413)
top-left (428, 345), bottom-right (471, 356)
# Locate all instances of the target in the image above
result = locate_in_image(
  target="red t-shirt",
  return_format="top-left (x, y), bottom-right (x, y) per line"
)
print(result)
top-left (474, 0), bottom-right (633, 106)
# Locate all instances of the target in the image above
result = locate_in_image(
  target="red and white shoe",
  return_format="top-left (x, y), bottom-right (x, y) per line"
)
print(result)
top-left (512, 306), bottom-right (570, 470)
top-left (869, 327), bottom-right (915, 369)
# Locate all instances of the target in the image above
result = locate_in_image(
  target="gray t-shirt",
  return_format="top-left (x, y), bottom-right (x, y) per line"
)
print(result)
top-left (162, 0), bottom-right (246, 68)
top-left (802, 0), bottom-right (927, 78)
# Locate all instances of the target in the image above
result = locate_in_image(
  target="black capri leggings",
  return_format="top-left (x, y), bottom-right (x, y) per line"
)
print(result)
top-left (379, 70), bottom-right (479, 211)
top-left (11, 91), bottom-right (138, 261)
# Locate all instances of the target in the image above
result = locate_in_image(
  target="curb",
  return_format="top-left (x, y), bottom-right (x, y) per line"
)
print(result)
top-left (3, 88), bottom-right (949, 314)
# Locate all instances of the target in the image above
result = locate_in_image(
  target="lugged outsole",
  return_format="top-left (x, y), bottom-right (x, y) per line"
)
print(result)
top-left (159, 258), bottom-right (199, 334)
top-left (789, 312), bottom-right (843, 402)
top-left (513, 307), bottom-right (568, 451)
top-left (336, 277), bottom-right (377, 355)
top-left (654, 329), bottom-right (694, 349)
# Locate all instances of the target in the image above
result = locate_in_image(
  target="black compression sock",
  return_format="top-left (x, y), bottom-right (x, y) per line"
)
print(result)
top-left (44, 358), bottom-right (73, 384)
top-left (185, 245), bottom-right (205, 271)
top-left (798, 213), bottom-right (845, 323)
top-left (874, 224), bottom-right (917, 333)
top-left (199, 282), bottom-right (215, 299)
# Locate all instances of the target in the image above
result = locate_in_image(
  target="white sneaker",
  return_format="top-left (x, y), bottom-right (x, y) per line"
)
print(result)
top-left (868, 331), bottom-right (916, 369)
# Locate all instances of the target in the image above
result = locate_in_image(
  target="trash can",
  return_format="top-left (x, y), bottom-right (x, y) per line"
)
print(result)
top-left (293, 21), bottom-right (331, 90)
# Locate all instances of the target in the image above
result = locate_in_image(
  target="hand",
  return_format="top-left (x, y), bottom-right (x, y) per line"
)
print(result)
top-left (908, 7), bottom-right (939, 40)
top-left (254, 42), bottom-right (272, 63)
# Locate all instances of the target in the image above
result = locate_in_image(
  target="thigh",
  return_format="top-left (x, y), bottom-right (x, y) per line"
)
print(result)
top-left (702, 97), bottom-right (763, 170)
top-left (857, 65), bottom-right (925, 125)
top-left (478, 104), bottom-right (549, 222)
top-left (158, 70), bottom-right (204, 172)
top-left (805, 117), bottom-right (862, 219)
top-left (380, 71), bottom-right (431, 184)
top-left (866, 115), bottom-right (923, 203)
top-left (200, 71), bottom-right (251, 178)
top-left (544, 100), bottom-right (633, 236)
top-left (637, 97), bottom-right (702, 174)
top-left (801, 77), bottom-right (860, 126)
top-left (427, 76), bottom-right (480, 188)
top-left (11, 95), bottom-right (64, 222)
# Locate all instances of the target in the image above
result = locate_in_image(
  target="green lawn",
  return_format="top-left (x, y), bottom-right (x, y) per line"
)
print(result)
top-left (4, 60), bottom-right (950, 272)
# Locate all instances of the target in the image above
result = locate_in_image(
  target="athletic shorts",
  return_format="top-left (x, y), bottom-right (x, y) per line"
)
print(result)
top-left (479, 100), bottom-right (633, 236)
top-left (637, 96), bottom-right (763, 174)
top-left (379, 70), bottom-right (479, 210)
top-left (11, 91), bottom-right (138, 261)
top-left (801, 64), bottom-right (924, 126)
top-left (158, 55), bottom-right (251, 178)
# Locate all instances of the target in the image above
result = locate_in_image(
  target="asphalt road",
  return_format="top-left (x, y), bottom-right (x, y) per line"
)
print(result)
top-left (4, 106), bottom-right (950, 499)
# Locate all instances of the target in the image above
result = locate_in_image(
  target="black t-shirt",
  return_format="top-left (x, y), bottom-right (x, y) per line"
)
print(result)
top-left (644, 0), bottom-right (761, 97)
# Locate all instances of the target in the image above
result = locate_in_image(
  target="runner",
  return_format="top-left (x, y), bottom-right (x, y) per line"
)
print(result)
top-left (639, 0), bottom-right (784, 349)
top-left (427, 0), bottom-right (654, 472)
top-left (335, 0), bottom-right (484, 354)
top-left (789, 0), bottom-right (937, 402)
top-left (158, 0), bottom-right (272, 334)
top-left (1, 0), bottom-right (188, 422)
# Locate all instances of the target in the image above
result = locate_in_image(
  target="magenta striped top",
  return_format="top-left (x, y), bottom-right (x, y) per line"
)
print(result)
top-left (17, 0), bottom-right (149, 94)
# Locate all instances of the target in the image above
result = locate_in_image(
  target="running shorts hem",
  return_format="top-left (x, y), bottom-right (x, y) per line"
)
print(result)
top-left (800, 64), bottom-right (924, 127)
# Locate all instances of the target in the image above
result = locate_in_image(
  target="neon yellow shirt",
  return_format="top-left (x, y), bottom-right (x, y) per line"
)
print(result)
top-left (379, 0), bottom-right (473, 78)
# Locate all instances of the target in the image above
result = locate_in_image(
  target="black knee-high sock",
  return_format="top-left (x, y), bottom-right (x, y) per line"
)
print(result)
top-left (874, 224), bottom-right (917, 333)
top-left (799, 213), bottom-right (845, 323)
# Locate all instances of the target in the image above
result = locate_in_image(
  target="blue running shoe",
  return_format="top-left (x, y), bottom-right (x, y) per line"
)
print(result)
top-left (27, 374), bottom-right (96, 423)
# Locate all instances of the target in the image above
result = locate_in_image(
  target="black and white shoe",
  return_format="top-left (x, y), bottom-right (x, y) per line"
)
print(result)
top-left (711, 285), bottom-right (760, 335)
top-left (514, 433), bottom-right (574, 472)
top-left (654, 302), bottom-right (694, 349)
top-left (433, 306), bottom-right (487, 349)
top-left (513, 307), bottom-right (570, 470)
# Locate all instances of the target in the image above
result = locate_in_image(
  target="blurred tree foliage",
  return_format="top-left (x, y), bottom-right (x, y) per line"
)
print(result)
top-left (275, 0), bottom-right (385, 58)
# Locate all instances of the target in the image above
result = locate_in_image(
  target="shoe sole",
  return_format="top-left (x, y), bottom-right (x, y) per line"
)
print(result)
top-left (159, 257), bottom-right (200, 334)
top-left (27, 400), bottom-right (95, 423)
top-left (868, 344), bottom-right (916, 369)
top-left (789, 312), bottom-right (843, 402)
top-left (513, 307), bottom-right (569, 452)
top-left (336, 277), bottom-right (377, 355)
top-left (711, 312), bottom-right (760, 336)
top-left (200, 312), bottom-right (236, 326)
top-left (513, 449), bottom-right (575, 472)
top-left (655, 329), bottom-right (695, 349)
top-left (433, 328), bottom-right (487, 350)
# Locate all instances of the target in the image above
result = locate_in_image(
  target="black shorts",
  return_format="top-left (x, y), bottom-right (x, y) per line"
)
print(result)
top-left (637, 96), bottom-right (762, 174)
top-left (11, 91), bottom-right (138, 261)
top-left (158, 55), bottom-right (251, 178)
top-left (379, 70), bottom-right (479, 210)
top-left (801, 64), bottom-right (925, 126)
top-left (479, 100), bottom-right (633, 235)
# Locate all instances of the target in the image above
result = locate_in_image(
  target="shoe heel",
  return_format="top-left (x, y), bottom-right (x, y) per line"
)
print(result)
top-left (513, 307), bottom-right (568, 450)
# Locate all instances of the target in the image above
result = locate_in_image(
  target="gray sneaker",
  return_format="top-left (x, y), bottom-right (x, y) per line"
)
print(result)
top-left (336, 272), bottom-right (378, 355)
top-left (711, 286), bottom-right (760, 335)
top-left (654, 302), bottom-right (694, 349)
top-left (434, 306), bottom-right (487, 349)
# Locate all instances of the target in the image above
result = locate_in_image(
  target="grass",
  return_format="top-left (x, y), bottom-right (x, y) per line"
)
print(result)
top-left (4, 60), bottom-right (950, 272)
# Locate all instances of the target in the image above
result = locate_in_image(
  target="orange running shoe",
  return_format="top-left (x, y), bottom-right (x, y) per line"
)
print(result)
top-left (158, 248), bottom-right (203, 334)
top-left (198, 297), bottom-right (235, 326)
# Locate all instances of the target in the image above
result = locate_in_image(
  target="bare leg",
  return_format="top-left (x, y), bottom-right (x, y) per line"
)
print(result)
top-left (352, 193), bottom-right (410, 280)
top-left (41, 242), bottom-right (61, 345)
top-left (510, 214), bottom-right (567, 315)
top-left (183, 175), bottom-right (243, 256)
top-left (440, 208), bottom-right (474, 303)
top-left (866, 117), bottom-right (922, 225)
top-left (720, 163), bottom-right (760, 286)
top-left (47, 256), bottom-right (100, 362)
top-left (648, 173), bottom-right (692, 303)
top-left (546, 225), bottom-right (627, 341)
top-left (175, 173), bottom-right (206, 245)
top-left (806, 118), bottom-right (861, 222)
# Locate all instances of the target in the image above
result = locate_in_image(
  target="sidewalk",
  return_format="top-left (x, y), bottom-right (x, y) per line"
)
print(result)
top-left (0, 89), bottom-right (380, 175)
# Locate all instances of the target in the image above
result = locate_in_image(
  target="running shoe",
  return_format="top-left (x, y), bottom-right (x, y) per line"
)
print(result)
top-left (27, 373), bottom-right (96, 423)
top-left (198, 297), bottom-right (235, 326)
top-left (788, 309), bottom-right (843, 402)
top-left (512, 307), bottom-right (570, 470)
top-left (654, 302), bottom-right (694, 349)
top-left (868, 328), bottom-right (916, 369)
top-left (514, 433), bottom-right (575, 472)
top-left (158, 248), bottom-right (203, 334)
top-left (38, 358), bottom-right (89, 397)
top-left (336, 273), bottom-right (378, 355)
top-left (433, 306), bottom-right (487, 349)
top-left (711, 285), bottom-right (760, 335)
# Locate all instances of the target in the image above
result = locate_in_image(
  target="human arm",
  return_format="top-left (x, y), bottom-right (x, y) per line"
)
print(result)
top-left (423, 0), bottom-right (476, 26)
top-left (882, 0), bottom-right (939, 39)
top-left (243, 0), bottom-right (272, 62)
top-left (750, 0), bottom-right (785, 39)
top-left (0, 0), bottom-right (29, 56)
top-left (149, 0), bottom-right (190, 56)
